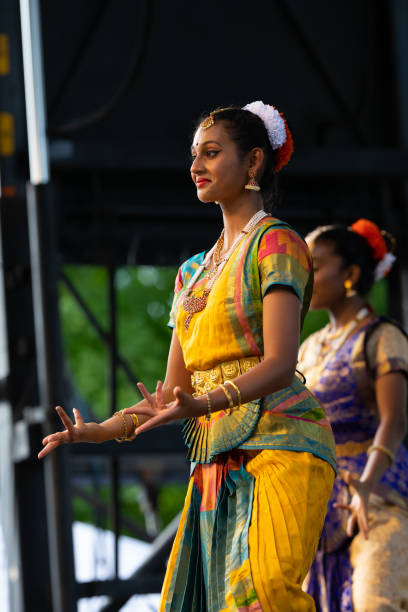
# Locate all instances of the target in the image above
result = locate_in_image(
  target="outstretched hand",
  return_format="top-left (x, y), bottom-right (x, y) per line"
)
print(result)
top-left (334, 471), bottom-right (372, 540)
top-left (123, 380), bottom-right (203, 435)
top-left (38, 406), bottom-right (95, 459)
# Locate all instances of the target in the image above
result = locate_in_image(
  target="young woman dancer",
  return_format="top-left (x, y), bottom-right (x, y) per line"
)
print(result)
top-left (39, 102), bottom-right (336, 611)
top-left (299, 220), bottom-right (408, 611)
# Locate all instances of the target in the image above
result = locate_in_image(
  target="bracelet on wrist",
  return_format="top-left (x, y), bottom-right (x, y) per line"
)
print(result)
top-left (224, 380), bottom-right (242, 408)
top-left (367, 444), bottom-right (395, 466)
top-left (113, 410), bottom-right (139, 442)
top-left (219, 383), bottom-right (234, 414)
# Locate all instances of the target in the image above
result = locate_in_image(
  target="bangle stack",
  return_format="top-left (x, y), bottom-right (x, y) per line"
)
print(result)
top-left (367, 444), bottom-right (395, 466)
top-left (114, 410), bottom-right (139, 442)
top-left (202, 380), bottom-right (243, 421)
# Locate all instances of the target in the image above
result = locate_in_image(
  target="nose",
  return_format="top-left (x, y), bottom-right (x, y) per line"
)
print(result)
top-left (190, 154), bottom-right (203, 175)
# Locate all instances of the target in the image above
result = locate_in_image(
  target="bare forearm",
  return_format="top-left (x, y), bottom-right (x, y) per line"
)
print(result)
top-left (360, 418), bottom-right (406, 489)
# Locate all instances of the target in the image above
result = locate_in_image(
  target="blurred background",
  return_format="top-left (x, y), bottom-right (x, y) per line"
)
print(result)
top-left (0, 0), bottom-right (407, 610)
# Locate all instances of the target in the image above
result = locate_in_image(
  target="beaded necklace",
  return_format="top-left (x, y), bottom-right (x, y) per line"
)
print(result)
top-left (182, 210), bottom-right (268, 330)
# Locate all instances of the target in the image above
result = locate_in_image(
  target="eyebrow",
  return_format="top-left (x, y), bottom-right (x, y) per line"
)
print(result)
top-left (191, 140), bottom-right (222, 152)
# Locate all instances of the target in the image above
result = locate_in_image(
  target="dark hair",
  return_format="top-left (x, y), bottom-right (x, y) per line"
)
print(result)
top-left (195, 107), bottom-right (279, 210)
top-left (314, 226), bottom-right (376, 295)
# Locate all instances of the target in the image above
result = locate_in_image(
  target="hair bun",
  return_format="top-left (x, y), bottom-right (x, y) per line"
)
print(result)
top-left (350, 219), bottom-right (387, 262)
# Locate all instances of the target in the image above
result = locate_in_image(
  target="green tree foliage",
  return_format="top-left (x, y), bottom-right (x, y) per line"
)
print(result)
top-left (60, 265), bottom-right (184, 531)
top-left (60, 265), bottom-right (176, 420)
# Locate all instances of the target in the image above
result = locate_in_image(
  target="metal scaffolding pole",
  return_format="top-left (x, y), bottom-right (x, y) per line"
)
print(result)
top-left (0, 213), bottom-right (23, 612)
top-left (19, 1), bottom-right (76, 610)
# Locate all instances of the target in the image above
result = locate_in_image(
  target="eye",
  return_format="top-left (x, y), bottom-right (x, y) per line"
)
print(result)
top-left (206, 150), bottom-right (220, 158)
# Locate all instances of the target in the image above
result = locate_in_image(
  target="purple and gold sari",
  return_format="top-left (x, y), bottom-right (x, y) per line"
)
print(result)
top-left (299, 319), bottom-right (408, 611)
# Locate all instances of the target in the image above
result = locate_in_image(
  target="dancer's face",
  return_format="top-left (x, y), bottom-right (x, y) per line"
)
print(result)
top-left (190, 122), bottom-right (250, 204)
top-left (309, 240), bottom-right (349, 311)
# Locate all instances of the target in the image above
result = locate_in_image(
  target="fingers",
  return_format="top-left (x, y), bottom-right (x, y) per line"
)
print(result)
top-left (38, 432), bottom-right (66, 459)
top-left (56, 406), bottom-right (74, 432)
top-left (73, 408), bottom-right (84, 427)
top-left (135, 412), bottom-right (173, 435)
top-left (346, 513), bottom-right (356, 538)
top-left (156, 380), bottom-right (164, 407)
top-left (173, 386), bottom-right (184, 400)
top-left (123, 405), bottom-right (158, 418)
top-left (333, 502), bottom-right (352, 512)
top-left (137, 382), bottom-right (157, 408)
top-left (38, 406), bottom-right (78, 458)
top-left (357, 506), bottom-right (369, 539)
top-left (38, 441), bottom-right (60, 459)
top-left (41, 431), bottom-right (68, 447)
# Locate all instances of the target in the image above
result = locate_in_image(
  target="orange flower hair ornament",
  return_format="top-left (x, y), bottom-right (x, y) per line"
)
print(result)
top-left (274, 116), bottom-right (294, 173)
top-left (350, 218), bottom-right (396, 280)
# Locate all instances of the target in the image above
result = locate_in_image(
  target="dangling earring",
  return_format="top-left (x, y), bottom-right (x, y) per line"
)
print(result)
top-left (344, 280), bottom-right (357, 298)
top-left (245, 169), bottom-right (260, 192)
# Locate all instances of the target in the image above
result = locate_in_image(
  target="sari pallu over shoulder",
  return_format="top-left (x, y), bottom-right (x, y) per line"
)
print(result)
top-left (171, 218), bottom-right (336, 470)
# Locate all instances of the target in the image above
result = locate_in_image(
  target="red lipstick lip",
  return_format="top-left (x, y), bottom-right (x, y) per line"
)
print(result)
top-left (196, 178), bottom-right (210, 187)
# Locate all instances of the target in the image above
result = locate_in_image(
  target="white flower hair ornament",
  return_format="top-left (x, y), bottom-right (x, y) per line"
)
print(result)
top-left (304, 224), bottom-right (336, 247)
top-left (375, 252), bottom-right (396, 281)
top-left (243, 101), bottom-right (287, 150)
top-left (243, 100), bottom-right (294, 172)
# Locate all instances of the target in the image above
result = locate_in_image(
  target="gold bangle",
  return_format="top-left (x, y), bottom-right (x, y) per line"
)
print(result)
top-left (113, 410), bottom-right (128, 442)
top-left (130, 413), bottom-right (139, 431)
top-left (224, 380), bottom-right (242, 408)
top-left (205, 392), bottom-right (212, 421)
top-left (126, 413), bottom-right (139, 441)
top-left (113, 410), bottom-right (139, 442)
top-left (367, 444), bottom-right (395, 466)
top-left (219, 383), bottom-right (234, 414)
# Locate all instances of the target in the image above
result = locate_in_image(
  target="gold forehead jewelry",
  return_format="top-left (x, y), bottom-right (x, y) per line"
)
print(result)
top-left (200, 108), bottom-right (232, 129)
top-left (200, 115), bottom-right (215, 129)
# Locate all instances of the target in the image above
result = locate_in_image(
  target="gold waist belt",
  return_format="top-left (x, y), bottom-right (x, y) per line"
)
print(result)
top-left (191, 356), bottom-right (263, 395)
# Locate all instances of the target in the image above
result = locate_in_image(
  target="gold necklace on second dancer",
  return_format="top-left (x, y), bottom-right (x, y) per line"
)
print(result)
top-left (182, 210), bottom-right (268, 330)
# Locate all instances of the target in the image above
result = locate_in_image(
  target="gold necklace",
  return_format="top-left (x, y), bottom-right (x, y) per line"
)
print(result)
top-left (182, 210), bottom-right (268, 330)
top-left (213, 232), bottom-right (225, 266)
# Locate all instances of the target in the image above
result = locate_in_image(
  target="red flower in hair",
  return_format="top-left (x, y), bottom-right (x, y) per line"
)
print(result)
top-left (274, 116), bottom-right (293, 173)
top-left (350, 219), bottom-right (387, 262)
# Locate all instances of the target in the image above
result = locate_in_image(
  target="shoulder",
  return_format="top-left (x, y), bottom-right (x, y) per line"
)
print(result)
top-left (175, 251), bottom-right (206, 292)
top-left (256, 217), bottom-right (312, 269)
top-left (364, 317), bottom-right (408, 377)
top-left (366, 319), bottom-right (408, 354)
top-left (179, 250), bottom-right (206, 276)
